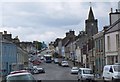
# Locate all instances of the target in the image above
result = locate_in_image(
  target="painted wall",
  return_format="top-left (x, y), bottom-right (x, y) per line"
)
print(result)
top-left (0, 42), bottom-right (17, 76)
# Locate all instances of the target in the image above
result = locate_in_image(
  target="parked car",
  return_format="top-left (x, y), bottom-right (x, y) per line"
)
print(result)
top-left (40, 56), bottom-right (44, 60)
top-left (61, 61), bottom-right (69, 67)
top-left (5, 70), bottom-right (37, 82)
top-left (54, 58), bottom-right (59, 64)
top-left (71, 67), bottom-right (79, 74)
top-left (33, 66), bottom-right (45, 74)
top-left (32, 59), bottom-right (41, 65)
top-left (102, 64), bottom-right (120, 81)
top-left (78, 68), bottom-right (94, 81)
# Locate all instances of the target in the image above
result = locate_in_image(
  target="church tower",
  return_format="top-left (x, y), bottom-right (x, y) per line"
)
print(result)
top-left (85, 7), bottom-right (98, 37)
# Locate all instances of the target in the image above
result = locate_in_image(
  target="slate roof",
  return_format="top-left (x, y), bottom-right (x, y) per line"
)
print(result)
top-left (106, 18), bottom-right (120, 34)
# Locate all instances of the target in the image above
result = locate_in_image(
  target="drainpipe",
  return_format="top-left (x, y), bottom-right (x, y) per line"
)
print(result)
top-left (118, 28), bottom-right (120, 63)
top-left (118, 1), bottom-right (120, 63)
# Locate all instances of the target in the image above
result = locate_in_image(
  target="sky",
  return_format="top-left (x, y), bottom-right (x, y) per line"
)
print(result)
top-left (0, 0), bottom-right (119, 44)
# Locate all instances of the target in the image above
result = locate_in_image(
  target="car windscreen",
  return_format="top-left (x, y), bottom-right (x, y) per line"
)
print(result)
top-left (7, 74), bottom-right (36, 81)
top-left (62, 61), bottom-right (67, 63)
top-left (113, 65), bottom-right (120, 72)
top-left (72, 67), bottom-right (78, 70)
top-left (83, 70), bottom-right (93, 74)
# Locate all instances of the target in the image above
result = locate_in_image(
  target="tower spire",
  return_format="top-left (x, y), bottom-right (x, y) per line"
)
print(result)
top-left (88, 3), bottom-right (95, 20)
top-left (89, 2), bottom-right (92, 7)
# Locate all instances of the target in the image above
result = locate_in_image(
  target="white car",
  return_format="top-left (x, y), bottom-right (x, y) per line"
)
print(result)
top-left (102, 64), bottom-right (120, 81)
top-left (33, 66), bottom-right (45, 74)
top-left (40, 56), bottom-right (44, 60)
top-left (71, 67), bottom-right (79, 74)
top-left (6, 70), bottom-right (36, 82)
top-left (61, 61), bottom-right (69, 67)
top-left (78, 68), bottom-right (94, 81)
top-left (54, 58), bottom-right (59, 64)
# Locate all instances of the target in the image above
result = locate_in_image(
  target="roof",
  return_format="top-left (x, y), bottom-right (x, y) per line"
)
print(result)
top-left (44, 54), bottom-right (52, 56)
top-left (93, 30), bottom-right (104, 39)
top-left (79, 68), bottom-right (92, 70)
top-left (105, 18), bottom-right (120, 34)
top-left (7, 72), bottom-right (31, 77)
top-left (88, 7), bottom-right (95, 20)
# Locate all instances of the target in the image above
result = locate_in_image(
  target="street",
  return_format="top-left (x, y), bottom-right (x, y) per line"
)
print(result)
top-left (33, 61), bottom-right (77, 80)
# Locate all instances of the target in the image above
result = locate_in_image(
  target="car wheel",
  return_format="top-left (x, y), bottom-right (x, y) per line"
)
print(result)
top-left (103, 77), bottom-right (107, 82)
top-left (102, 77), bottom-right (104, 80)
top-left (34, 70), bottom-right (38, 74)
top-left (112, 77), bottom-right (115, 82)
top-left (43, 71), bottom-right (45, 73)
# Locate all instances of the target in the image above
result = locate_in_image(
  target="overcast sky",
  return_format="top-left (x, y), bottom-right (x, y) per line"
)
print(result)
top-left (0, 0), bottom-right (119, 44)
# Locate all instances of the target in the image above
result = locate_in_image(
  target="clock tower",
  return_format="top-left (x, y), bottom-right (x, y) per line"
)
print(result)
top-left (85, 7), bottom-right (98, 37)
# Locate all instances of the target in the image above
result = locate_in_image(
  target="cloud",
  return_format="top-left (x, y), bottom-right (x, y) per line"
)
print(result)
top-left (1, 26), bottom-right (67, 43)
top-left (2, 2), bottom-right (85, 27)
top-left (0, 1), bottom-right (119, 43)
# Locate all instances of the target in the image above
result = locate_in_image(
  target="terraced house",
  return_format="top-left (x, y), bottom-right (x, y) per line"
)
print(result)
top-left (0, 31), bottom-right (29, 76)
top-left (105, 9), bottom-right (120, 65)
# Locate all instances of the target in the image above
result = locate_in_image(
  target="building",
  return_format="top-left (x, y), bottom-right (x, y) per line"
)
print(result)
top-left (83, 6), bottom-right (98, 69)
top-left (63, 30), bottom-right (76, 59)
top-left (57, 30), bottom-right (76, 59)
top-left (85, 7), bottom-right (98, 38)
top-left (0, 32), bottom-right (17, 76)
top-left (105, 9), bottom-right (120, 65)
top-left (0, 31), bottom-right (30, 76)
top-left (75, 31), bottom-right (87, 67)
top-left (93, 29), bottom-right (106, 74)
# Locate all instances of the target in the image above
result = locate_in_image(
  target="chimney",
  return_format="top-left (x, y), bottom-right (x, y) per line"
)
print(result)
top-left (103, 26), bottom-right (109, 31)
top-left (116, 9), bottom-right (118, 13)
top-left (111, 8), bottom-right (113, 13)
top-left (4, 31), bottom-right (7, 34)
top-left (66, 32), bottom-right (69, 37)
top-left (0, 32), bottom-right (3, 34)
top-left (69, 30), bottom-right (75, 35)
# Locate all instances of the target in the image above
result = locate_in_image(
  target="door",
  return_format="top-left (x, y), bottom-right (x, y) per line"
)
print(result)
top-left (78, 69), bottom-right (82, 80)
top-left (108, 66), bottom-right (113, 80)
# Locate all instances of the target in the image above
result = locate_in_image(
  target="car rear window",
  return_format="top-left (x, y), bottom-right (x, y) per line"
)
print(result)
top-left (83, 70), bottom-right (93, 74)
top-left (7, 74), bottom-right (35, 81)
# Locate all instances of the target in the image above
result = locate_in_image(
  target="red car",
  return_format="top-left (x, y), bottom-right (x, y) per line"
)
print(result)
top-left (32, 60), bottom-right (41, 65)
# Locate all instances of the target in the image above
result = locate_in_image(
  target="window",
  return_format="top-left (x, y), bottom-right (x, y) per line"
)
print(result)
top-left (115, 55), bottom-right (118, 63)
top-left (116, 34), bottom-right (119, 49)
top-left (109, 67), bottom-right (113, 73)
top-left (98, 40), bottom-right (100, 52)
top-left (79, 69), bottom-right (82, 74)
top-left (107, 36), bottom-right (110, 50)
top-left (83, 70), bottom-right (93, 74)
top-left (101, 39), bottom-right (103, 52)
top-left (114, 66), bottom-right (120, 72)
